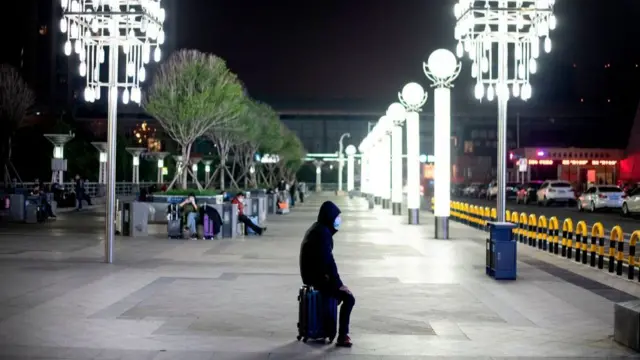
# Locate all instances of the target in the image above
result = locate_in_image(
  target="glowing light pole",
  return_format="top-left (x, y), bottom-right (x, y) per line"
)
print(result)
top-left (424, 49), bottom-right (461, 239)
top-left (399, 83), bottom-right (428, 224)
top-left (386, 102), bottom-right (407, 215)
top-left (91, 142), bottom-right (108, 185)
top-left (454, 0), bottom-right (556, 221)
top-left (378, 116), bottom-right (393, 209)
top-left (337, 133), bottom-right (351, 193)
top-left (313, 160), bottom-right (323, 192)
top-left (126, 147), bottom-right (146, 184)
top-left (61, 0), bottom-right (165, 263)
top-left (345, 145), bottom-right (356, 192)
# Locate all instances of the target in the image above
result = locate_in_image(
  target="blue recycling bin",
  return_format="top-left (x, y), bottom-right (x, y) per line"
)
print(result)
top-left (486, 222), bottom-right (517, 280)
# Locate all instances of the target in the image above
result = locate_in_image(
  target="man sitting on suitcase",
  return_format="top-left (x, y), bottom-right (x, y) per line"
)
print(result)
top-left (300, 200), bottom-right (355, 347)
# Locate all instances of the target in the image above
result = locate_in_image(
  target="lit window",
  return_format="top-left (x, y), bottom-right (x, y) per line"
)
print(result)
top-left (607, 99), bottom-right (611, 103)
top-left (580, 98), bottom-right (584, 102)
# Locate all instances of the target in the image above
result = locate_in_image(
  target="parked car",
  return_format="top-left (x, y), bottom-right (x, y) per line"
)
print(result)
top-left (578, 185), bottom-right (625, 212)
top-left (536, 180), bottom-right (575, 206)
top-left (516, 181), bottom-right (543, 204)
top-left (462, 183), bottom-right (483, 197)
top-left (451, 184), bottom-right (466, 197)
top-left (487, 182), bottom-right (519, 200)
top-left (622, 187), bottom-right (640, 216)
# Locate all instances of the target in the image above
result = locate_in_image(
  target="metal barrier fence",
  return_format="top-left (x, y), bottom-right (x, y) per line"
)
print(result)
top-left (435, 199), bottom-right (640, 282)
top-left (4, 181), bottom-right (339, 198)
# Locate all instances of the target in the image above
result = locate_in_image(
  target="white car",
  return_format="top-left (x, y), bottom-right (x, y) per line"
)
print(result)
top-left (487, 182), bottom-right (519, 200)
top-left (578, 185), bottom-right (625, 212)
top-left (622, 187), bottom-right (640, 216)
top-left (536, 180), bottom-right (575, 206)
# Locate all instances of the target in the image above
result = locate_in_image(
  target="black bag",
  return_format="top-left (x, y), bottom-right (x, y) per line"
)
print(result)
top-left (296, 285), bottom-right (338, 343)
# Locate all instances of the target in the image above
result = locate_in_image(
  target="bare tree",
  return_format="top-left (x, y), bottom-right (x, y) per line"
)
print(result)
top-left (144, 49), bottom-right (244, 190)
top-left (206, 101), bottom-right (250, 190)
top-left (234, 102), bottom-right (283, 188)
top-left (0, 64), bottom-right (35, 185)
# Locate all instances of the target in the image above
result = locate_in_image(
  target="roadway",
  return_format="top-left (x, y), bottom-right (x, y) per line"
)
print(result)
top-left (453, 196), bottom-right (640, 240)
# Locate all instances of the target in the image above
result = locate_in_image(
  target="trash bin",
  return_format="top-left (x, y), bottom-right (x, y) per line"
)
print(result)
top-left (486, 221), bottom-right (517, 280)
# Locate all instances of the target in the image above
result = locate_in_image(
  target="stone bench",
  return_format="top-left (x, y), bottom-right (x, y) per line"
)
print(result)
top-left (614, 300), bottom-right (640, 351)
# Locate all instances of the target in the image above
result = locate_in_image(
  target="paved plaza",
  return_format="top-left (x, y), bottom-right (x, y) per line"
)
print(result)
top-left (0, 195), bottom-right (639, 359)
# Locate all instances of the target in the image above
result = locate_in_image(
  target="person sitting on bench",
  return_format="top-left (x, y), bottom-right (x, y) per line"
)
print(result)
top-left (231, 192), bottom-right (266, 235)
top-left (179, 193), bottom-right (199, 240)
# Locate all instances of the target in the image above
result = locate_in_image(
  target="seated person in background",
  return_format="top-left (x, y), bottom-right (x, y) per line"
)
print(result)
top-left (231, 192), bottom-right (266, 235)
top-left (179, 193), bottom-right (199, 240)
top-left (31, 183), bottom-right (56, 219)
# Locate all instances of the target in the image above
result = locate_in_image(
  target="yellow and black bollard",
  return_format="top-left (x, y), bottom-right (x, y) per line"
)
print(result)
top-left (629, 231), bottom-right (639, 280)
top-left (608, 225), bottom-right (622, 274)
top-left (574, 221), bottom-right (587, 263)
top-left (537, 216), bottom-right (548, 251)
top-left (590, 223), bottom-right (604, 268)
top-left (528, 214), bottom-right (537, 247)
top-left (563, 218), bottom-right (574, 259)
top-left (519, 213), bottom-right (528, 244)
top-left (548, 217), bottom-right (559, 255)
top-left (484, 207), bottom-right (491, 232)
top-left (463, 203), bottom-right (470, 225)
top-left (491, 208), bottom-right (497, 222)
top-left (510, 211), bottom-right (519, 241)
top-left (611, 226), bottom-right (625, 276)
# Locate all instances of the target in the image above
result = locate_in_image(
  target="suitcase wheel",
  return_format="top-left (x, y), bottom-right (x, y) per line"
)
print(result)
top-left (296, 335), bottom-right (302, 341)
top-left (302, 337), bottom-right (308, 343)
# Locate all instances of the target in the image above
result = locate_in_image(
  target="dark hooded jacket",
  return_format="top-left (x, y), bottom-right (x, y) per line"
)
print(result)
top-left (299, 201), bottom-right (343, 290)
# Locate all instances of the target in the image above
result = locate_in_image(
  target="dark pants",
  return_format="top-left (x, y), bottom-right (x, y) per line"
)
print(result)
top-left (290, 192), bottom-right (296, 207)
top-left (238, 214), bottom-right (262, 235)
top-left (299, 191), bottom-right (304, 203)
top-left (324, 288), bottom-right (355, 337)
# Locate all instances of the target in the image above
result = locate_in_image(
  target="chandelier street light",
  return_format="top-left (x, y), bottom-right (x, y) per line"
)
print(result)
top-left (454, 0), bottom-right (556, 221)
top-left (386, 102), bottom-right (407, 216)
top-left (424, 48), bottom-right (461, 239)
top-left (61, 0), bottom-right (165, 263)
top-left (337, 133), bottom-right (351, 194)
top-left (345, 144), bottom-right (357, 193)
top-left (399, 82), bottom-right (428, 225)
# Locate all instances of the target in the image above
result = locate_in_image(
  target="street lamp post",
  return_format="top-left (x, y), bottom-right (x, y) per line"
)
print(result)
top-left (337, 133), bottom-right (351, 194)
top-left (203, 160), bottom-right (213, 185)
top-left (424, 49), bottom-right (461, 239)
top-left (454, 0), bottom-right (556, 221)
top-left (313, 160), bottom-right (324, 192)
top-left (126, 147), bottom-right (146, 184)
top-left (370, 126), bottom-right (383, 206)
top-left (91, 142), bottom-right (108, 185)
top-left (61, 0), bottom-right (165, 263)
top-left (345, 145), bottom-right (356, 193)
top-left (153, 151), bottom-right (168, 184)
top-left (386, 102), bottom-right (407, 215)
top-left (399, 83), bottom-right (428, 225)
top-left (378, 116), bottom-right (393, 210)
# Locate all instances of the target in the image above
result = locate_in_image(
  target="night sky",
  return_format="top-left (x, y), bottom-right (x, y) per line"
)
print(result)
top-left (172, 0), bottom-right (640, 105)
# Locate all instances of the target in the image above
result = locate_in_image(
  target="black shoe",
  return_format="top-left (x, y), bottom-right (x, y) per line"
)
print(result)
top-left (336, 335), bottom-right (352, 348)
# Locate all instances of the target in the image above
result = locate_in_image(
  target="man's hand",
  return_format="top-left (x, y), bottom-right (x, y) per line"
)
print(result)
top-left (339, 285), bottom-right (351, 295)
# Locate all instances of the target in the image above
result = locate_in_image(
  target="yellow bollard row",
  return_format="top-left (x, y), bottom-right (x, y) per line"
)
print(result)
top-left (446, 201), bottom-right (640, 282)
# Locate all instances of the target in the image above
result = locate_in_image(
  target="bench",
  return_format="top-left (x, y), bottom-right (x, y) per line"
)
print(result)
top-left (614, 300), bottom-right (640, 351)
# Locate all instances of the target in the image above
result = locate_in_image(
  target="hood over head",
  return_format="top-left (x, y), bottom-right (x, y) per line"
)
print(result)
top-left (317, 201), bottom-right (341, 231)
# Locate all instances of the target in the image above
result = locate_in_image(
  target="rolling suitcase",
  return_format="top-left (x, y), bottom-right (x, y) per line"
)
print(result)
top-left (167, 203), bottom-right (182, 239)
top-left (203, 206), bottom-right (222, 240)
top-left (296, 285), bottom-right (338, 344)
